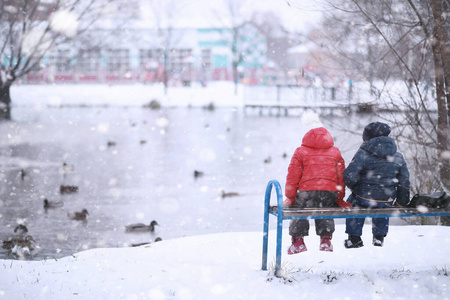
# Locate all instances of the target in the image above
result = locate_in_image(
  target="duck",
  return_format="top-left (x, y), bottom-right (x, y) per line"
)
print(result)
top-left (10, 235), bottom-right (36, 259)
top-left (264, 156), bottom-right (272, 164)
top-left (107, 141), bottom-right (116, 147)
top-left (13, 224), bottom-right (28, 237)
top-left (19, 169), bottom-right (27, 180)
top-left (125, 220), bottom-right (159, 232)
top-left (11, 243), bottom-right (33, 259)
top-left (68, 209), bottom-right (89, 221)
top-left (130, 242), bottom-right (151, 247)
top-left (193, 170), bottom-right (204, 179)
top-left (221, 190), bottom-right (240, 198)
top-left (44, 198), bottom-right (64, 209)
top-left (130, 237), bottom-right (162, 247)
top-left (3, 235), bottom-right (35, 251)
top-left (60, 185), bottom-right (79, 194)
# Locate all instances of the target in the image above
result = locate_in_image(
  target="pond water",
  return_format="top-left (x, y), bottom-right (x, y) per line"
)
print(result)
top-left (0, 106), bottom-right (373, 260)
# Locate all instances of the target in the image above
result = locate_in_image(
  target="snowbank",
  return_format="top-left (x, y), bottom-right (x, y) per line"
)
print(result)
top-left (1, 225), bottom-right (449, 299)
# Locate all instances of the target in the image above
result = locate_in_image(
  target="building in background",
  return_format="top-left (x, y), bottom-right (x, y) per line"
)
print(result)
top-left (24, 24), bottom-right (269, 86)
top-left (3, 0), bottom-right (325, 87)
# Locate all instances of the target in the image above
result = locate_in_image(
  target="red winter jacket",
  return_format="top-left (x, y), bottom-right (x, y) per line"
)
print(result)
top-left (285, 127), bottom-right (345, 201)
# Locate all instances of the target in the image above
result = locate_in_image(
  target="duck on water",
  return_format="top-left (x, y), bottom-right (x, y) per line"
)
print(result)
top-left (125, 220), bottom-right (159, 232)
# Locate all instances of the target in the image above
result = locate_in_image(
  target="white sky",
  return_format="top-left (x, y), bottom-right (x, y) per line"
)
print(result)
top-left (139, 0), bottom-right (324, 32)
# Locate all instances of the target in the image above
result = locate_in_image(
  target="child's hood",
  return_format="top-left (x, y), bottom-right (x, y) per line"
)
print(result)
top-left (361, 136), bottom-right (397, 158)
top-left (301, 127), bottom-right (334, 149)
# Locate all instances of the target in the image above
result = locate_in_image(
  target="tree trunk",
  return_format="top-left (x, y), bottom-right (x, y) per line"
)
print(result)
top-left (0, 83), bottom-right (12, 120)
top-left (232, 28), bottom-right (239, 96)
top-left (430, 0), bottom-right (450, 225)
top-left (163, 51), bottom-right (169, 96)
top-left (233, 62), bottom-right (238, 95)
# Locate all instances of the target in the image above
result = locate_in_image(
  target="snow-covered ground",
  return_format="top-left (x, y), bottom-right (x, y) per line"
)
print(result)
top-left (1, 82), bottom-right (448, 299)
top-left (2, 225), bottom-right (449, 299)
top-left (10, 82), bottom-right (243, 108)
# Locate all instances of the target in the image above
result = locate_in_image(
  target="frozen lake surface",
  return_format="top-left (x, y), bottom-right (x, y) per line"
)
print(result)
top-left (0, 105), bottom-right (373, 260)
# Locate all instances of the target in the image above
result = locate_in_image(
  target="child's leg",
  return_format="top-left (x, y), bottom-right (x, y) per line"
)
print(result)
top-left (345, 217), bottom-right (365, 236)
top-left (372, 217), bottom-right (389, 236)
top-left (344, 218), bottom-right (365, 248)
top-left (313, 191), bottom-right (337, 236)
top-left (289, 219), bottom-right (310, 237)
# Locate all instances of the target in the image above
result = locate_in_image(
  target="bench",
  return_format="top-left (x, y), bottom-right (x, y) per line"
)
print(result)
top-left (261, 180), bottom-right (450, 277)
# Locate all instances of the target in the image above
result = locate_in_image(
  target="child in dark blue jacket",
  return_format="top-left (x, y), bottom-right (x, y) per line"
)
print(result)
top-left (343, 122), bottom-right (410, 248)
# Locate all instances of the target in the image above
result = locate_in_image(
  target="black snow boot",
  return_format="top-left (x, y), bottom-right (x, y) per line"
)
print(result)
top-left (373, 235), bottom-right (385, 247)
top-left (344, 235), bottom-right (364, 249)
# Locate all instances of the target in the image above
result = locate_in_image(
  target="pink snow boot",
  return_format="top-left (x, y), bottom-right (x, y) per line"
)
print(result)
top-left (319, 235), bottom-right (333, 252)
top-left (287, 236), bottom-right (307, 255)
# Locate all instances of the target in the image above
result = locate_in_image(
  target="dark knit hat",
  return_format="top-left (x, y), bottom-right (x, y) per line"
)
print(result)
top-left (362, 122), bottom-right (391, 141)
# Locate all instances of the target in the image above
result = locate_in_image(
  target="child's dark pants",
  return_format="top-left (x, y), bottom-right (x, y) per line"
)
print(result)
top-left (289, 190), bottom-right (337, 236)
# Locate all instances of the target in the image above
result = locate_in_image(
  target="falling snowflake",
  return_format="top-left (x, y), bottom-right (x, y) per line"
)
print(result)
top-left (49, 10), bottom-right (79, 38)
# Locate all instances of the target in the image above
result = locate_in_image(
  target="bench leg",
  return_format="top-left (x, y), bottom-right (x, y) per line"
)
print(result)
top-left (275, 215), bottom-right (283, 277)
top-left (262, 182), bottom-right (271, 271)
top-left (262, 179), bottom-right (284, 276)
top-left (262, 206), bottom-right (269, 270)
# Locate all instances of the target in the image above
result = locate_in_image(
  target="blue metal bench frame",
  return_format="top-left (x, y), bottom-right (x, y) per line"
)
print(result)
top-left (261, 179), bottom-right (450, 277)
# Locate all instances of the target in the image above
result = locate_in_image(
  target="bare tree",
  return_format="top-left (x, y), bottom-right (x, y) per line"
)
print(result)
top-left (147, 0), bottom-right (185, 95)
top-left (296, 0), bottom-right (450, 223)
top-left (0, 0), bottom-right (135, 120)
top-left (250, 10), bottom-right (302, 74)
top-left (211, 0), bottom-right (265, 94)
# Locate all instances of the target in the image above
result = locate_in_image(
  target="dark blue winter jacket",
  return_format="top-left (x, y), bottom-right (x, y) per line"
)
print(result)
top-left (343, 136), bottom-right (410, 207)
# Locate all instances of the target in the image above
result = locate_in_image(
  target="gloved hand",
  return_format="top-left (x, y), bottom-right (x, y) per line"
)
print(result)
top-left (283, 197), bottom-right (296, 206)
top-left (336, 198), bottom-right (352, 208)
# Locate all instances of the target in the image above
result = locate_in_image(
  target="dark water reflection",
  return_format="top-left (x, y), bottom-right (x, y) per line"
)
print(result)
top-left (0, 106), bottom-right (371, 260)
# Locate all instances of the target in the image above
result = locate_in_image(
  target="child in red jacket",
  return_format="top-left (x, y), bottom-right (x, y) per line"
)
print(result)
top-left (284, 127), bottom-right (350, 254)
